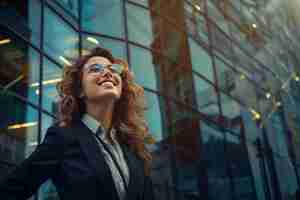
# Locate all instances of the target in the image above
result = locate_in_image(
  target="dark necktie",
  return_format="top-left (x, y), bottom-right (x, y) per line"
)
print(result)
top-left (94, 127), bottom-right (129, 193)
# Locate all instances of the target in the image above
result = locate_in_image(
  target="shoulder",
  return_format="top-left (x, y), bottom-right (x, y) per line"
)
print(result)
top-left (45, 122), bottom-right (78, 144)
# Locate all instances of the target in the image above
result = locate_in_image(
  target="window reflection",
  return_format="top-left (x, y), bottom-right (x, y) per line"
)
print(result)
top-left (188, 38), bottom-right (214, 82)
top-left (0, 94), bottom-right (38, 166)
top-left (150, 105), bottom-right (202, 200)
top-left (225, 131), bottom-right (256, 200)
top-left (129, 0), bottom-right (148, 7)
top-left (0, 0), bottom-right (40, 46)
top-left (44, 7), bottom-right (78, 66)
top-left (0, 27), bottom-right (40, 105)
top-left (184, 6), bottom-right (209, 43)
top-left (29, 0), bottom-right (41, 46)
top-left (56, 0), bottom-right (78, 17)
top-left (207, 1), bottom-right (230, 35)
top-left (130, 45), bottom-right (158, 91)
top-left (201, 122), bottom-right (232, 200)
top-left (42, 58), bottom-right (62, 114)
top-left (193, 75), bottom-right (219, 116)
top-left (81, 0), bottom-right (124, 38)
top-left (265, 112), bottom-right (298, 198)
top-left (126, 3), bottom-right (153, 47)
top-left (219, 93), bottom-right (241, 121)
top-left (0, 96), bottom-right (38, 200)
top-left (82, 35), bottom-right (127, 60)
top-left (144, 91), bottom-right (163, 141)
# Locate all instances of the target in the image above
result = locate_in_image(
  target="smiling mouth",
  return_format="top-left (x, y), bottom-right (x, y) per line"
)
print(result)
top-left (97, 80), bottom-right (117, 86)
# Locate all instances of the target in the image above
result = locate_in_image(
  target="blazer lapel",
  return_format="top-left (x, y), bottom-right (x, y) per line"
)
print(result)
top-left (120, 142), bottom-right (143, 200)
top-left (72, 121), bottom-right (119, 199)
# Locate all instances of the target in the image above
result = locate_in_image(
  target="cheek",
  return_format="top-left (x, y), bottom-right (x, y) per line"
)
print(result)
top-left (81, 77), bottom-right (94, 94)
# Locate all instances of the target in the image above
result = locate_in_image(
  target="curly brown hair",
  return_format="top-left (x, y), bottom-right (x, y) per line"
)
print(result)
top-left (56, 47), bottom-right (152, 175)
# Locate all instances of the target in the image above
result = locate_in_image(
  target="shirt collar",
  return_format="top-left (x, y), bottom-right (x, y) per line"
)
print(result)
top-left (81, 113), bottom-right (116, 141)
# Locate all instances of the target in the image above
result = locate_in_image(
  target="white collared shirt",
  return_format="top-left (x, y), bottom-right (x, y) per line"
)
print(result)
top-left (82, 114), bottom-right (130, 200)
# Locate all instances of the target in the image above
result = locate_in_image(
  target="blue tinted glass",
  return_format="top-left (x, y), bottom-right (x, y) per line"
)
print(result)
top-left (126, 3), bottom-right (153, 47)
top-left (44, 7), bottom-right (79, 66)
top-left (82, 35), bottom-right (127, 60)
top-left (82, 0), bottom-right (124, 38)
top-left (188, 38), bottom-right (214, 82)
top-left (130, 45), bottom-right (158, 91)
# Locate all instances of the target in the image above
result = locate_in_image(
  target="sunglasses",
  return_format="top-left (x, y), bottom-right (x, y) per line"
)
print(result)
top-left (85, 63), bottom-right (124, 75)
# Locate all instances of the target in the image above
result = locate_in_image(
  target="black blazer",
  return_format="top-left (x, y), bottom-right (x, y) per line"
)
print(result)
top-left (0, 121), bottom-right (155, 200)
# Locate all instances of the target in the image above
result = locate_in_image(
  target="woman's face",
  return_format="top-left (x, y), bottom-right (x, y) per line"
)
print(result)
top-left (80, 56), bottom-right (123, 104)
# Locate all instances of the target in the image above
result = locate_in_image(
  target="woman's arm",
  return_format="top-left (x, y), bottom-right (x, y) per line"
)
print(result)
top-left (0, 126), bottom-right (65, 200)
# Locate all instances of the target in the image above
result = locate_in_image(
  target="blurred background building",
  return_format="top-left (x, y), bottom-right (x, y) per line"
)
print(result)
top-left (1, 0), bottom-right (300, 199)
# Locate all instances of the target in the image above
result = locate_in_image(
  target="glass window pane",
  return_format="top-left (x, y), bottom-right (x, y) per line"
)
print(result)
top-left (210, 24), bottom-right (233, 65)
top-left (215, 56), bottom-right (258, 111)
top-left (0, 95), bottom-right (39, 200)
top-left (44, 7), bottom-right (79, 66)
top-left (82, 0), bottom-right (124, 38)
top-left (82, 35), bottom-right (127, 60)
top-left (193, 75), bottom-right (219, 115)
top-left (225, 132), bottom-right (257, 199)
top-left (0, 97), bottom-right (39, 162)
top-left (246, 140), bottom-right (267, 200)
top-left (42, 58), bottom-right (62, 114)
top-left (126, 3), bottom-right (153, 47)
top-left (144, 91), bottom-right (163, 142)
top-left (0, 0), bottom-right (41, 47)
top-left (150, 103), bottom-right (202, 200)
top-left (207, 1), bottom-right (229, 34)
top-left (0, 28), bottom-right (40, 106)
top-left (56, 0), bottom-right (78, 17)
top-left (188, 38), bottom-right (214, 82)
top-left (220, 93), bottom-right (241, 121)
top-left (184, 3), bottom-right (209, 43)
top-left (130, 45), bottom-right (158, 91)
top-left (201, 122), bottom-right (232, 200)
top-left (45, 0), bottom-right (78, 28)
top-left (29, 0), bottom-right (41, 46)
top-left (215, 57), bottom-right (236, 93)
top-left (129, 0), bottom-right (148, 7)
top-left (0, 101), bottom-right (39, 200)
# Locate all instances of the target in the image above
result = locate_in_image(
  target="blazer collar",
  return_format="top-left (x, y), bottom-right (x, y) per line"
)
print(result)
top-left (73, 120), bottom-right (119, 200)
top-left (72, 120), bottom-right (142, 200)
top-left (81, 113), bottom-right (117, 141)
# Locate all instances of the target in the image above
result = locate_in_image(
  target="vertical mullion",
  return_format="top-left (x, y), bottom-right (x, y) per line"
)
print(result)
top-left (203, 1), bottom-right (236, 198)
top-left (36, 1), bottom-right (45, 200)
top-left (278, 101), bottom-right (300, 186)
top-left (78, 0), bottom-right (82, 57)
top-left (203, 0), bottom-right (223, 117)
top-left (122, 0), bottom-right (130, 65)
top-left (38, 0), bottom-right (45, 154)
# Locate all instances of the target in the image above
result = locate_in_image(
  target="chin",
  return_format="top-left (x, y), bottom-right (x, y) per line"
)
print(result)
top-left (96, 92), bottom-right (121, 101)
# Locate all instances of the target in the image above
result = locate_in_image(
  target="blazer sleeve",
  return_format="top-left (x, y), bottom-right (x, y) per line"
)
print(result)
top-left (0, 126), bottom-right (65, 200)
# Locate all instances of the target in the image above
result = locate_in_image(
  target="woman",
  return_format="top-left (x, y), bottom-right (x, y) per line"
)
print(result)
top-left (0, 47), bottom-right (155, 200)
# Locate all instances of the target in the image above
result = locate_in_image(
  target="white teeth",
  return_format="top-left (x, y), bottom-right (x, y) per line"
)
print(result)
top-left (101, 81), bottom-right (114, 87)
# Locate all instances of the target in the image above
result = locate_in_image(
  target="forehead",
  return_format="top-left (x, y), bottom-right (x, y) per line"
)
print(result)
top-left (85, 56), bottom-right (112, 65)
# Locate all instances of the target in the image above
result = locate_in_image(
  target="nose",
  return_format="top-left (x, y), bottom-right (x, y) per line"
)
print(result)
top-left (101, 67), bottom-right (113, 78)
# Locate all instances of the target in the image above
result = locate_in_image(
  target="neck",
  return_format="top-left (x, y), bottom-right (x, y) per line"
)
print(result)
top-left (85, 100), bottom-right (114, 132)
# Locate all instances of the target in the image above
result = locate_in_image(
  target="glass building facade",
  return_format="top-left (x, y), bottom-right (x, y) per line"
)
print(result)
top-left (0, 0), bottom-right (300, 199)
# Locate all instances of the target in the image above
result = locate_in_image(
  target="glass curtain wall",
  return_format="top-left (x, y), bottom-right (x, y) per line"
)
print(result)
top-left (0, 0), bottom-right (300, 200)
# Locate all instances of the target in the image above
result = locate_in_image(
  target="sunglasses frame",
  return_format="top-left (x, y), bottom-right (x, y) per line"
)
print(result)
top-left (84, 63), bottom-right (125, 76)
